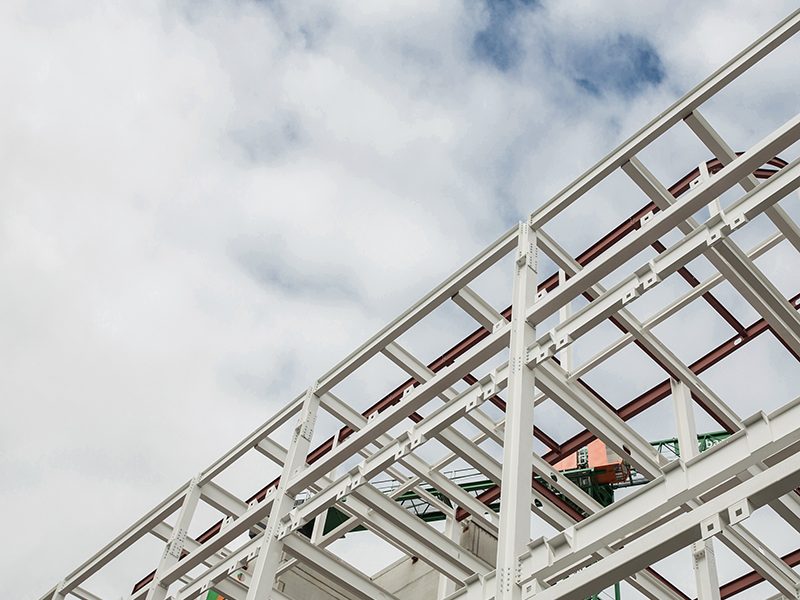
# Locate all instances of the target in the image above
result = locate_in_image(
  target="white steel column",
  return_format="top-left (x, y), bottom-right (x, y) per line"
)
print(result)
top-left (496, 222), bottom-right (538, 600)
top-left (557, 269), bottom-right (572, 374)
top-left (310, 431), bottom-right (339, 545)
top-left (246, 385), bottom-right (321, 600)
top-left (146, 476), bottom-right (202, 600)
top-left (672, 379), bottom-right (721, 600)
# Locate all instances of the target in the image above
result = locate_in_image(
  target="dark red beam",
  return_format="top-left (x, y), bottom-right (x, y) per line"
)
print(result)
top-left (719, 547), bottom-right (800, 598)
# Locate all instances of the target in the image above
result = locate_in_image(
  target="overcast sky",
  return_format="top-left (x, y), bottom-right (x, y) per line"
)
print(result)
top-left (3, 2), bottom-right (800, 599)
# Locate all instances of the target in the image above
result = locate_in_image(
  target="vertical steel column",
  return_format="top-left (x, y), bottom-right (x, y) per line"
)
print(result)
top-left (672, 379), bottom-right (722, 600)
top-left (310, 431), bottom-right (339, 545)
top-left (557, 269), bottom-right (573, 374)
top-left (496, 222), bottom-right (538, 600)
top-left (246, 385), bottom-right (321, 600)
top-left (146, 476), bottom-right (202, 600)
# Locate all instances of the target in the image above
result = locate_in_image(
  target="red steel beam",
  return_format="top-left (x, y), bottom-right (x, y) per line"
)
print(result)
top-left (719, 547), bottom-right (800, 598)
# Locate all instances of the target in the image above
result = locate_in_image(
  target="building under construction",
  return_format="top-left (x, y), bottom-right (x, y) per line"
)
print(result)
top-left (40, 9), bottom-right (800, 600)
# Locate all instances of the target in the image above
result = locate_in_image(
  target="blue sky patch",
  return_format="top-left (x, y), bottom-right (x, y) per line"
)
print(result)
top-left (472, 0), bottom-right (539, 71)
top-left (568, 33), bottom-right (665, 97)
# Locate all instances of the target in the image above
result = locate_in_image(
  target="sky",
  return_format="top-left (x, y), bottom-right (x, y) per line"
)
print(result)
top-left (2, 1), bottom-right (800, 599)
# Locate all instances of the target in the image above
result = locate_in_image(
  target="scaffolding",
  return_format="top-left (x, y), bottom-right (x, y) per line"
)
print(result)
top-left (40, 9), bottom-right (800, 600)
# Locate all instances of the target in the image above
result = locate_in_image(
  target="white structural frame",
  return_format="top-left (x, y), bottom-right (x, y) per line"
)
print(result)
top-left (40, 9), bottom-right (800, 600)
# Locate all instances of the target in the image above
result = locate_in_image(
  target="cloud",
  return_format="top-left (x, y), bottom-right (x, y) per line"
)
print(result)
top-left (2, 1), bottom-right (799, 598)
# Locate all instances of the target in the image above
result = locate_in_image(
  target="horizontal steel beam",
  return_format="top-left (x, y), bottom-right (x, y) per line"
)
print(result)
top-left (520, 397), bottom-right (800, 586)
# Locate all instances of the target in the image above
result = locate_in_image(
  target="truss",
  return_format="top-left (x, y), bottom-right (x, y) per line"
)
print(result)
top-left (41, 9), bottom-right (800, 600)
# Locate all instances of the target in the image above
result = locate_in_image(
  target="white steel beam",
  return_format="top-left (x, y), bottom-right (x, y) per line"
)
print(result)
top-left (519, 397), bottom-right (800, 586)
top-left (200, 481), bottom-right (249, 518)
top-left (556, 270), bottom-right (573, 374)
top-left (452, 285), bottom-right (507, 331)
top-left (496, 223), bottom-right (539, 600)
top-left (353, 484), bottom-right (491, 580)
top-left (438, 515), bottom-right (460, 600)
top-left (146, 476), bottom-right (202, 600)
top-left (743, 462), bottom-right (800, 534)
top-left (712, 240), bottom-right (800, 356)
top-left (673, 380), bottom-right (722, 600)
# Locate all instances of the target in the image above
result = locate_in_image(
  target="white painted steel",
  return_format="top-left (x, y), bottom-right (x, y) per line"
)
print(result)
top-left (673, 380), bottom-right (722, 600)
top-left (495, 224), bottom-right (539, 600)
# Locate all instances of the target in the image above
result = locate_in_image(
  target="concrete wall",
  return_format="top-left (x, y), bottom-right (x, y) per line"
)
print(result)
top-left (275, 520), bottom-right (498, 600)
top-left (372, 554), bottom-right (439, 600)
top-left (459, 520), bottom-right (498, 566)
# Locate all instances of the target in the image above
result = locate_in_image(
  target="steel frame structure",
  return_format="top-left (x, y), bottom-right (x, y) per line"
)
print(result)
top-left (40, 10), bottom-right (800, 600)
